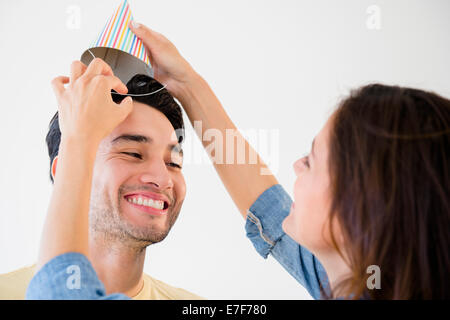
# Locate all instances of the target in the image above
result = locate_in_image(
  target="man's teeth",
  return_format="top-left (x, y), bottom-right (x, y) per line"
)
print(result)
top-left (127, 197), bottom-right (165, 210)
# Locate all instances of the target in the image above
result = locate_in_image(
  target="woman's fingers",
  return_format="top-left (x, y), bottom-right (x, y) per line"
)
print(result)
top-left (128, 21), bottom-right (171, 59)
top-left (147, 49), bottom-right (155, 72)
top-left (51, 76), bottom-right (70, 103)
top-left (128, 20), bottom-right (194, 92)
top-left (84, 58), bottom-right (114, 81)
top-left (117, 96), bottom-right (133, 118)
top-left (90, 74), bottom-right (128, 96)
top-left (74, 58), bottom-right (128, 95)
top-left (129, 21), bottom-right (160, 69)
top-left (129, 21), bottom-right (157, 49)
top-left (86, 59), bottom-right (127, 94)
top-left (111, 75), bottom-right (128, 94)
top-left (70, 61), bottom-right (87, 85)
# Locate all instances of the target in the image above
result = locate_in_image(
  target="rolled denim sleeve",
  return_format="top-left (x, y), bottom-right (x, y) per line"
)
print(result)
top-left (25, 252), bottom-right (129, 300)
top-left (245, 184), bottom-right (330, 299)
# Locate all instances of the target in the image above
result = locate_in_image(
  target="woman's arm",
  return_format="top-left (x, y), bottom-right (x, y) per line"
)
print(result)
top-left (129, 23), bottom-right (329, 297)
top-left (27, 58), bottom-right (133, 299)
top-left (130, 22), bottom-right (278, 218)
top-left (37, 137), bottom-right (97, 269)
top-left (176, 74), bottom-right (279, 217)
top-left (37, 58), bottom-right (133, 269)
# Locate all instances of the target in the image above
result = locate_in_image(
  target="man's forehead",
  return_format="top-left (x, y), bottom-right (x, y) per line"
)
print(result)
top-left (109, 102), bottom-right (179, 145)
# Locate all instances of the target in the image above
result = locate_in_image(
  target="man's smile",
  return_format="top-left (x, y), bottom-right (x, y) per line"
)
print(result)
top-left (123, 191), bottom-right (171, 216)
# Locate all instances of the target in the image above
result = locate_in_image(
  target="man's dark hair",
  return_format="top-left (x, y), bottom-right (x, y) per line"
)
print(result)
top-left (46, 74), bottom-right (185, 183)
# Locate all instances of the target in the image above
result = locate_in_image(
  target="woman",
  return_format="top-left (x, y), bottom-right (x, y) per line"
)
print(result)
top-left (27, 22), bottom-right (450, 299)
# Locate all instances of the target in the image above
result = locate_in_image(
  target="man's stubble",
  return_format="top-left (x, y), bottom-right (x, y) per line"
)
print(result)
top-left (89, 182), bottom-right (182, 251)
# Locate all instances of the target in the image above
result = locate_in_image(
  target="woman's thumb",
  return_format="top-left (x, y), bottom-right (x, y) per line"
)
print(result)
top-left (118, 96), bottom-right (133, 116)
top-left (129, 21), bottom-right (154, 46)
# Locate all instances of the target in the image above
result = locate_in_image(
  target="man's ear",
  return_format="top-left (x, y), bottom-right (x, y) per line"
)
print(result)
top-left (51, 156), bottom-right (58, 181)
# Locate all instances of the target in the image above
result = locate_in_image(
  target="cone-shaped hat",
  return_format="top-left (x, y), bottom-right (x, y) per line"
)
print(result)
top-left (81, 0), bottom-right (153, 84)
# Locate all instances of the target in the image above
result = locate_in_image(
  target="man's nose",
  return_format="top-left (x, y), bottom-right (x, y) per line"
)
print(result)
top-left (293, 158), bottom-right (304, 176)
top-left (138, 159), bottom-right (174, 190)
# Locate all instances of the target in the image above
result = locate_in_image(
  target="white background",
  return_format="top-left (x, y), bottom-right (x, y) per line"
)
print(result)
top-left (0, 0), bottom-right (449, 299)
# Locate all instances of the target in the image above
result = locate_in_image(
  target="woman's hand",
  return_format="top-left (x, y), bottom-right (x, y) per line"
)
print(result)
top-left (129, 21), bottom-right (198, 99)
top-left (51, 58), bottom-right (133, 147)
top-left (38, 58), bottom-right (133, 269)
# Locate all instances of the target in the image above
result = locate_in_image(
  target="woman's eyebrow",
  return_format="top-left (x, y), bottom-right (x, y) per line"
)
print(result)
top-left (111, 134), bottom-right (151, 145)
top-left (311, 138), bottom-right (316, 158)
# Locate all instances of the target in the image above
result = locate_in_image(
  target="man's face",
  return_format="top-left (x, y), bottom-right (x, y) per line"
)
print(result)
top-left (89, 101), bottom-right (185, 247)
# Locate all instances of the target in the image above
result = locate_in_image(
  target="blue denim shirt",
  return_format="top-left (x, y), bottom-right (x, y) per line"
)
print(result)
top-left (26, 252), bottom-right (130, 300)
top-left (245, 184), bottom-right (330, 299)
top-left (27, 184), bottom-right (328, 299)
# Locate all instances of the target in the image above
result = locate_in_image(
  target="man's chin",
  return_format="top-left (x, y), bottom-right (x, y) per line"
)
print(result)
top-left (120, 222), bottom-right (171, 245)
top-left (117, 199), bottom-right (181, 245)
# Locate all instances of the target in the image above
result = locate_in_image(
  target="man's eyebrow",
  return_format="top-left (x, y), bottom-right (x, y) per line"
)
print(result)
top-left (111, 134), bottom-right (151, 145)
top-left (111, 134), bottom-right (183, 157)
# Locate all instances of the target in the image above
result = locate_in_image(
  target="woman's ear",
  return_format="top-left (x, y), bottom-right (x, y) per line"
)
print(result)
top-left (51, 156), bottom-right (58, 181)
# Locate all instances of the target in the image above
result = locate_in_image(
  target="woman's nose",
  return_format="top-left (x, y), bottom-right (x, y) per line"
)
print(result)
top-left (293, 158), bottom-right (304, 176)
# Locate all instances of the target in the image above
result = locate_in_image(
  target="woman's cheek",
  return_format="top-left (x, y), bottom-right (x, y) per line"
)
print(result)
top-left (282, 179), bottom-right (309, 243)
top-left (291, 177), bottom-right (331, 252)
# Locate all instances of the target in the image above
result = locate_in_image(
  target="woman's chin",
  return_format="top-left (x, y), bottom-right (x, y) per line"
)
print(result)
top-left (282, 210), bottom-right (312, 249)
top-left (282, 214), bottom-right (298, 242)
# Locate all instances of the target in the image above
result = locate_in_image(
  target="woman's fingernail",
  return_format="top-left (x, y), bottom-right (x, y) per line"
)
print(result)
top-left (131, 20), bottom-right (140, 29)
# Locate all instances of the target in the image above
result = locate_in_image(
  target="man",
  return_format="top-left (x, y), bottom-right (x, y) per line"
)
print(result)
top-left (0, 66), bottom-right (203, 300)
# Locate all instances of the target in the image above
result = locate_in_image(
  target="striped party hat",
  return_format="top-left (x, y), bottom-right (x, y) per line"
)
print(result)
top-left (80, 0), bottom-right (153, 84)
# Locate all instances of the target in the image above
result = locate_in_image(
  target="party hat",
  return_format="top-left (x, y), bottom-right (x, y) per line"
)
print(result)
top-left (80, 0), bottom-right (153, 85)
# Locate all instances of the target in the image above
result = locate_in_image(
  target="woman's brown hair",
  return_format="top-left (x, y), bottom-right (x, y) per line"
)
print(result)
top-left (327, 84), bottom-right (450, 299)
